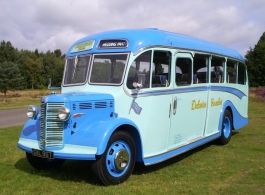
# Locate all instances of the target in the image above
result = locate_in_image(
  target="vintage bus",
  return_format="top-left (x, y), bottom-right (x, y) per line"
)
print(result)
top-left (17, 28), bottom-right (248, 185)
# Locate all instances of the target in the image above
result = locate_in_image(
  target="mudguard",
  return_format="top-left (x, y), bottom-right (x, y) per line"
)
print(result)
top-left (19, 116), bottom-right (40, 140)
top-left (61, 116), bottom-right (141, 156)
top-left (219, 100), bottom-right (248, 131)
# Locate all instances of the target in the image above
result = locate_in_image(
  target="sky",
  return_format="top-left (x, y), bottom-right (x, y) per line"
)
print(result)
top-left (1, 0), bottom-right (265, 57)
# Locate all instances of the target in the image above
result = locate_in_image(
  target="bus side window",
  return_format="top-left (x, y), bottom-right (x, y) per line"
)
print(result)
top-left (127, 51), bottom-right (151, 89)
top-left (238, 62), bottom-right (246, 85)
top-left (193, 54), bottom-right (209, 84)
top-left (226, 60), bottom-right (236, 84)
top-left (151, 51), bottom-right (171, 87)
top-left (176, 58), bottom-right (192, 86)
top-left (210, 57), bottom-right (225, 83)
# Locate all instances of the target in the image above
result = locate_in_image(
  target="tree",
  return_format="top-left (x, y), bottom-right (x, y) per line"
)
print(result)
top-left (54, 49), bottom-right (62, 58)
top-left (0, 41), bottom-right (18, 63)
top-left (0, 40), bottom-right (65, 90)
top-left (24, 56), bottom-right (42, 89)
top-left (245, 32), bottom-right (265, 87)
top-left (0, 61), bottom-right (24, 96)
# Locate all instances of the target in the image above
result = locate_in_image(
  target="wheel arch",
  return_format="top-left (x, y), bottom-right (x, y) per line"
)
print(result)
top-left (219, 100), bottom-right (248, 132)
top-left (95, 118), bottom-right (143, 162)
top-left (219, 101), bottom-right (235, 132)
top-left (116, 124), bottom-right (143, 163)
top-left (225, 106), bottom-right (234, 130)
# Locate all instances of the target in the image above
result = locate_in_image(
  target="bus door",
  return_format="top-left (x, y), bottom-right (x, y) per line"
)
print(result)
top-left (145, 50), bottom-right (172, 156)
top-left (204, 56), bottom-right (225, 136)
top-left (127, 50), bottom-right (172, 157)
top-left (167, 53), bottom-right (208, 150)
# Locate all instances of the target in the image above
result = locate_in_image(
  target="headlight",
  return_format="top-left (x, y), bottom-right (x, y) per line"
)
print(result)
top-left (27, 105), bottom-right (39, 119)
top-left (58, 106), bottom-right (70, 121)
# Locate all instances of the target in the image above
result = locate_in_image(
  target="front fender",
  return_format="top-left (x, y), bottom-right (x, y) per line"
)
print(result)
top-left (66, 116), bottom-right (140, 155)
top-left (19, 116), bottom-right (40, 140)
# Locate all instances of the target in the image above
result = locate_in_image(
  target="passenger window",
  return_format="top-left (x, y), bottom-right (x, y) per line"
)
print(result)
top-left (127, 51), bottom-right (151, 89)
top-left (238, 62), bottom-right (246, 85)
top-left (227, 60), bottom-right (237, 84)
top-left (210, 57), bottom-right (225, 83)
top-left (193, 54), bottom-right (209, 84)
top-left (152, 51), bottom-right (171, 87)
top-left (175, 58), bottom-right (192, 86)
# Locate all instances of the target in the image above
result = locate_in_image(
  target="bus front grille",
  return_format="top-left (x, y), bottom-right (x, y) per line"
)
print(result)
top-left (40, 102), bottom-right (65, 149)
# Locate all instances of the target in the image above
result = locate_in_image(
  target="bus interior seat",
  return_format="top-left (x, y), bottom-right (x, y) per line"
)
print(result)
top-left (227, 72), bottom-right (236, 83)
top-left (193, 74), bottom-right (198, 84)
top-left (180, 74), bottom-right (190, 85)
top-left (211, 72), bottom-right (217, 83)
top-left (197, 72), bottom-right (206, 83)
top-left (176, 73), bottom-right (182, 82)
top-left (152, 75), bottom-right (167, 87)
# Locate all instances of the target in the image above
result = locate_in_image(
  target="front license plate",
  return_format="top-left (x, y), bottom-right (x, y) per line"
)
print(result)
top-left (32, 149), bottom-right (54, 159)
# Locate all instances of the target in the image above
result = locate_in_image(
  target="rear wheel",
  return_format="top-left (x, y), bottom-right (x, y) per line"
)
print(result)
top-left (218, 109), bottom-right (232, 145)
top-left (26, 152), bottom-right (65, 169)
top-left (91, 131), bottom-right (136, 185)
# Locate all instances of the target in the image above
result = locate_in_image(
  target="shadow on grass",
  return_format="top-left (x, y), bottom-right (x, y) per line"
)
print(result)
top-left (14, 158), bottom-right (101, 185)
top-left (14, 133), bottom-right (239, 185)
top-left (133, 141), bottom-right (214, 175)
top-left (133, 131), bottom-right (240, 175)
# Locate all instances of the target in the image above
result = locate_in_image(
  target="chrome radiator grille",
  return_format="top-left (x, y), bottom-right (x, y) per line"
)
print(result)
top-left (40, 102), bottom-right (65, 149)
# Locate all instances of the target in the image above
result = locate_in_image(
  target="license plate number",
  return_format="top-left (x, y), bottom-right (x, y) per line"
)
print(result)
top-left (32, 149), bottom-right (54, 159)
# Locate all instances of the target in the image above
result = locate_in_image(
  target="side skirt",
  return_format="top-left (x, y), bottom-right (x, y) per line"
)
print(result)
top-left (143, 133), bottom-right (220, 165)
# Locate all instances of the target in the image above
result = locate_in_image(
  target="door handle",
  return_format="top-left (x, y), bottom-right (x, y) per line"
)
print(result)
top-left (169, 104), bottom-right (171, 118)
top-left (173, 97), bottom-right (177, 115)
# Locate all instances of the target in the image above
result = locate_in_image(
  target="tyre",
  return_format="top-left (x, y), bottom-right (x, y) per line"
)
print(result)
top-left (91, 130), bottom-right (136, 185)
top-left (26, 152), bottom-right (65, 169)
top-left (218, 109), bottom-right (232, 145)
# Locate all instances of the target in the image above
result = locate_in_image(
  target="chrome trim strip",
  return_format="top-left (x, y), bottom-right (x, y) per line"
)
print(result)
top-left (124, 85), bottom-right (246, 99)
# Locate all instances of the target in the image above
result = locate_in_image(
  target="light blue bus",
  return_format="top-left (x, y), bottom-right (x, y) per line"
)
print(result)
top-left (17, 28), bottom-right (248, 185)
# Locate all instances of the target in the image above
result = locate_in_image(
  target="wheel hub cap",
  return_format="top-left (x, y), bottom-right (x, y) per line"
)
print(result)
top-left (115, 149), bottom-right (129, 171)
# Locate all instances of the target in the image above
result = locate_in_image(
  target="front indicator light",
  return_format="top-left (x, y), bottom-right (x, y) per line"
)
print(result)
top-left (58, 106), bottom-right (70, 121)
top-left (27, 105), bottom-right (39, 119)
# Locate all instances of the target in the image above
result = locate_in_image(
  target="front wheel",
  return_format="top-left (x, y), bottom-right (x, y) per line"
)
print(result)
top-left (218, 109), bottom-right (232, 145)
top-left (26, 152), bottom-right (65, 169)
top-left (91, 131), bottom-right (136, 185)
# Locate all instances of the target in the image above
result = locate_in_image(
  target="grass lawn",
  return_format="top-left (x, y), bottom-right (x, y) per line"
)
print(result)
top-left (0, 90), bottom-right (59, 110)
top-left (0, 98), bottom-right (265, 194)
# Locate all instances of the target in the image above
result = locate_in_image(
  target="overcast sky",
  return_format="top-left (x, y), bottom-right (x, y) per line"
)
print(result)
top-left (1, 0), bottom-right (265, 57)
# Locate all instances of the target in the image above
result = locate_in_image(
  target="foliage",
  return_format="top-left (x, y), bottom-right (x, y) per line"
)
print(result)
top-left (0, 61), bottom-right (24, 96)
top-left (245, 32), bottom-right (265, 87)
top-left (255, 87), bottom-right (265, 101)
top-left (0, 40), bottom-right (65, 91)
top-left (0, 41), bottom-right (18, 62)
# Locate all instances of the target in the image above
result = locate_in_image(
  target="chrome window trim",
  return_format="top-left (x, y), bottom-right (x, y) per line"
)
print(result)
top-left (62, 54), bottom-right (92, 87)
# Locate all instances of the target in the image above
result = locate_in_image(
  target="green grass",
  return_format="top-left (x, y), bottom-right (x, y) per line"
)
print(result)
top-left (0, 90), bottom-right (59, 110)
top-left (0, 98), bottom-right (265, 194)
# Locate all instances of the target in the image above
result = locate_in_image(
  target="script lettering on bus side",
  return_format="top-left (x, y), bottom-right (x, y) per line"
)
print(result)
top-left (211, 97), bottom-right (222, 107)
top-left (191, 100), bottom-right (207, 110)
